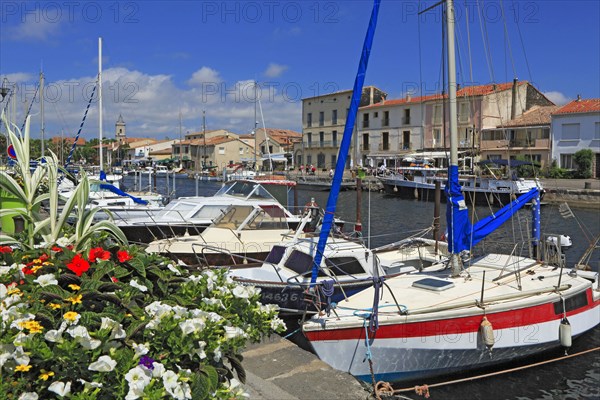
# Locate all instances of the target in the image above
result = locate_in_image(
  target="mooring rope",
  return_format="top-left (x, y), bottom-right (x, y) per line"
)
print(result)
top-left (65, 81), bottom-right (97, 167)
top-left (20, 84), bottom-right (40, 132)
top-left (374, 346), bottom-right (600, 399)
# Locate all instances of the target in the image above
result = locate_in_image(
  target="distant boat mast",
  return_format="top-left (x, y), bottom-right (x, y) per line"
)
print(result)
top-left (98, 37), bottom-right (104, 171)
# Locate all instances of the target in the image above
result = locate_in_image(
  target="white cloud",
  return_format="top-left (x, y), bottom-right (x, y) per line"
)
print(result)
top-left (3, 73), bottom-right (35, 84)
top-left (6, 10), bottom-right (61, 42)
top-left (264, 63), bottom-right (289, 78)
top-left (2, 67), bottom-right (301, 141)
top-left (544, 91), bottom-right (571, 106)
top-left (187, 67), bottom-right (222, 86)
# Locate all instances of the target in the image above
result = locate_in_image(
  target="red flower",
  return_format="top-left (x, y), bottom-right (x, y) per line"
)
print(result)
top-left (21, 267), bottom-right (34, 275)
top-left (0, 246), bottom-right (13, 254)
top-left (51, 246), bottom-right (63, 253)
top-left (111, 276), bottom-right (119, 283)
top-left (66, 254), bottom-right (90, 277)
top-left (39, 253), bottom-right (49, 262)
top-left (66, 245), bottom-right (74, 251)
top-left (117, 250), bottom-right (132, 263)
top-left (89, 247), bottom-right (111, 263)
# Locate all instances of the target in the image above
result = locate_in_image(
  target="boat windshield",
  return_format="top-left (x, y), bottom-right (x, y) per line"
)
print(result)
top-left (212, 205), bottom-right (255, 229)
top-left (190, 205), bottom-right (228, 220)
top-left (215, 181), bottom-right (276, 201)
top-left (242, 205), bottom-right (289, 230)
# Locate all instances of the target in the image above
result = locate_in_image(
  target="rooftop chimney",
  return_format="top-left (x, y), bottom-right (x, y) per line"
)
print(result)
top-left (577, 94), bottom-right (582, 101)
top-left (406, 93), bottom-right (412, 101)
top-left (510, 78), bottom-right (519, 120)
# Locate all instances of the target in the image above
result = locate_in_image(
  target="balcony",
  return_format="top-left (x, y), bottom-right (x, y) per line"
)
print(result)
top-left (304, 141), bottom-right (339, 149)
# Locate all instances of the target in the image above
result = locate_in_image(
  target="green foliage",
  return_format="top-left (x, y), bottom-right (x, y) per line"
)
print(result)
top-left (0, 245), bottom-right (285, 399)
top-left (573, 149), bottom-right (593, 179)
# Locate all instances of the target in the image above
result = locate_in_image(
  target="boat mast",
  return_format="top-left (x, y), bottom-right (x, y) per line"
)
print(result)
top-left (40, 70), bottom-right (45, 159)
top-left (446, 0), bottom-right (463, 277)
top-left (179, 110), bottom-right (183, 168)
top-left (98, 37), bottom-right (104, 172)
top-left (202, 110), bottom-right (206, 169)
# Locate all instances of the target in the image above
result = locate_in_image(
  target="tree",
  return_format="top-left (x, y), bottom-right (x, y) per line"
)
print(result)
top-left (573, 149), bottom-right (593, 178)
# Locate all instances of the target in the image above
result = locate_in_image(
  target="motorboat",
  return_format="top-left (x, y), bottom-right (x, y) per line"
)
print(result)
top-left (116, 179), bottom-right (299, 243)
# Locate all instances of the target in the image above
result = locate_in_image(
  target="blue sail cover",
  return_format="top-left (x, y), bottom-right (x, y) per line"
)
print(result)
top-left (446, 165), bottom-right (471, 253)
top-left (310, 0), bottom-right (381, 285)
top-left (99, 183), bottom-right (149, 205)
top-left (446, 161), bottom-right (540, 253)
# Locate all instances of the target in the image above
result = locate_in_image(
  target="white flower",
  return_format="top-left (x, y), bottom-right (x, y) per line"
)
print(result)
top-left (125, 366), bottom-right (152, 392)
top-left (33, 273), bottom-right (58, 287)
top-left (166, 382), bottom-right (192, 400)
top-left (145, 301), bottom-right (173, 318)
top-left (270, 317), bottom-right (287, 331)
top-left (100, 317), bottom-right (126, 339)
top-left (88, 355), bottom-right (117, 372)
top-left (167, 263), bottom-right (182, 276)
top-left (224, 326), bottom-right (247, 340)
top-left (129, 279), bottom-right (148, 292)
top-left (172, 306), bottom-right (188, 319)
top-left (232, 285), bottom-right (250, 298)
top-left (18, 393), bottom-right (39, 400)
top-left (179, 318), bottom-right (206, 336)
top-left (202, 297), bottom-right (224, 308)
top-left (152, 362), bottom-right (165, 378)
top-left (66, 325), bottom-right (101, 349)
top-left (0, 264), bottom-right (17, 277)
top-left (131, 342), bottom-right (150, 358)
top-left (0, 351), bottom-right (11, 368)
top-left (203, 270), bottom-right (217, 290)
top-left (195, 341), bottom-right (207, 359)
top-left (162, 370), bottom-right (179, 390)
top-left (213, 346), bottom-right (222, 362)
top-left (56, 237), bottom-right (70, 247)
top-left (78, 379), bottom-right (103, 389)
top-left (48, 381), bottom-right (71, 397)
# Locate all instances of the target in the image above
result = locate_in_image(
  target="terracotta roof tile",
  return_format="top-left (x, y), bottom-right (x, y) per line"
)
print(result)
top-left (501, 105), bottom-right (560, 127)
top-left (553, 98), bottom-right (600, 115)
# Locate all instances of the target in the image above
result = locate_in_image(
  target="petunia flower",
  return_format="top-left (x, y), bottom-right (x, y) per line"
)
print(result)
top-left (18, 393), bottom-right (39, 400)
top-left (138, 355), bottom-right (155, 370)
top-left (89, 247), bottom-right (111, 263)
top-left (117, 250), bottom-right (133, 263)
top-left (33, 274), bottom-right (58, 287)
top-left (129, 279), bottom-right (148, 292)
top-left (66, 254), bottom-right (90, 277)
top-left (88, 355), bottom-right (117, 372)
top-left (0, 245), bottom-right (13, 253)
top-left (48, 381), bottom-right (71, 397)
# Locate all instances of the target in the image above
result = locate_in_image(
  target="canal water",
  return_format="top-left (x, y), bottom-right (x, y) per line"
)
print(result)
top-left (124, 176), bottom-right (600, 399)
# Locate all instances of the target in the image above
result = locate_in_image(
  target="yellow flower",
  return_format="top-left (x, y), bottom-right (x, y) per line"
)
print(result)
top-left (21, 255), bottom-right (30, 260)
top-left (64, 311), bottom-right (79, 322)
top-left (66, 294), bottom-right (82, 305)
top-left (30, 265), bottom-right (43, 273)
top-left (15, 364), bottom-right (32, 372)
top-left (68, 284), bottom-right (81, 291)
top-left (33, 258), bottom-right (42, 264)
top-left (42, 261), bottom-right (54, 266)
top-left (20, 320), bottom-right (44, 334)
top-left (39, 371), bottom-right (55, 381)
top-left (7, 288), bottom-right (22, 296)
top-left (48, 303), bottom-right (61, 310)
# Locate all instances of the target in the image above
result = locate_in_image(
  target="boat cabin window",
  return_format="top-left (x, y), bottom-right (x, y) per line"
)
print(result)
top-left (284, 250), bottom-right (314, 275)
top-left (553, 292), bottom-right (588, 315)
top-left (162, 202), bottom-right (197, 217)
top-left (212, 206), bottom-right (254, 229)
top-left (265, 245), bottom-right (286, 264)
top-left (324, 257), bottom-right (366, 275)
top-left (190, 205), bottom-right (228, 220)
top-left (243, 206), bottom-right (289, 230)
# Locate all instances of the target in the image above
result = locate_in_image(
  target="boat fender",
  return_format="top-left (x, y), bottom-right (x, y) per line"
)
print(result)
top-left (559, 317), bottom-right (572, 353)
top-left (414, 188), bottom-right (419, 199)
top-left (393, 185), bottom-right (398, 192)
top-left (480, 316), bottom-right (495, 350)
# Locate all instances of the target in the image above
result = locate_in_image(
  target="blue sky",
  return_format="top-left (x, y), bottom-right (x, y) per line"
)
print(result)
top-left (1, 0), bottom-right (598, 141)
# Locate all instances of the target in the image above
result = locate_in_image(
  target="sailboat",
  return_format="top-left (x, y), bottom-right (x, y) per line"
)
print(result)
top-left (301, 0), bottom-right (600, 384)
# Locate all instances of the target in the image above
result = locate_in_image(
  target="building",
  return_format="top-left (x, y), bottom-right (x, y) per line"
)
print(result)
top-left (480, 105), bottom-right (559, 168)
top-left (422, 80), bottom-right (554, 163)
top-left (255, 128), bottom-right (302, 167)
top-left (300, 86), bottom-right (387, 170)
top-left (551, 97), bottom-right (600, 177)
top-left (186, 135), bottom-right (255, 171)
top-left (357, 94), bottom-right (437, 168)
top-left (173, 129), bottom-right (251, 169)
top-left (115, 114), bottom-right (126, 144)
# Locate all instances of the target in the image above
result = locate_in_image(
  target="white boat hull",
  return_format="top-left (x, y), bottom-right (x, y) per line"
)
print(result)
top-left (306, 291), bottom-right (599, 382)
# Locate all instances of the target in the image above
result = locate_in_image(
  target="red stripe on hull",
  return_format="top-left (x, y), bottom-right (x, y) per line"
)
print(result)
top-left (306, 289), bottom-right (599, 342)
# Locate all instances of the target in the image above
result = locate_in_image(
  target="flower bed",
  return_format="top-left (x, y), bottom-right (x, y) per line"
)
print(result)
top-left (0, 243), bottom-right (285, 399)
